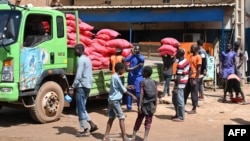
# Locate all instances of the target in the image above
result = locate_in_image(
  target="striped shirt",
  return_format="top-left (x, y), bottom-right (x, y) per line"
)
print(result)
top-left (175, 58), bottom-right (190, 88)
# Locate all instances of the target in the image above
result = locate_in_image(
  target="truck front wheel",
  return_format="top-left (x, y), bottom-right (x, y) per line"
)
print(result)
top-left (29, 81), bottom-right (64, 123)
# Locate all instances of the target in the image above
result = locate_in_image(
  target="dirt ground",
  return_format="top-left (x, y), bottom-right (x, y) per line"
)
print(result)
top-left (0, 84), bottom-right (250, 141)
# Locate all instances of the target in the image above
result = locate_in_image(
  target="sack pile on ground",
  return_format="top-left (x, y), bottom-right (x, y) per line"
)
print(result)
top-left (158, 37), bottom-right (180, 56)
top-left (66, 14), bottom-right (132, 70)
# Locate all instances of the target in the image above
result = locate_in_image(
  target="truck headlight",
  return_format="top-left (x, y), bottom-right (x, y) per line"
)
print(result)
top-left (1, 59), bottom-right (13, 82)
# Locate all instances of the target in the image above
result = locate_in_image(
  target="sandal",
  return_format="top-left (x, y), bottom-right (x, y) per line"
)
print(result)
top-left (90, 125), bottom-right (98, 133)
top-left (172, 118), bottom-right (184, 122)
top-left (187, 110), bottom-right (197, 114)
top-left (75, 131), bottom-right (90, 137)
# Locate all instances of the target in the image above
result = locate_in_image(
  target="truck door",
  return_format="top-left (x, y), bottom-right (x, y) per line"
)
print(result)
top-left (20, 14), bottom-right (52, 90)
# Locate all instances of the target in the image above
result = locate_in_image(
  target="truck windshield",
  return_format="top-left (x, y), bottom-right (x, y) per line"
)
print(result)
top-left (0, 10), bottom-right (21, 47)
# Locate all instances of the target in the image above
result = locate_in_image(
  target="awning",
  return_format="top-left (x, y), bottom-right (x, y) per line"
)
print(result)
top-left (77, 8), bottom-right (224, 23)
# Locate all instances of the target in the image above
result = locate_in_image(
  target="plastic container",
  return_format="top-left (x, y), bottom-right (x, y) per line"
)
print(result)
top-left (64, 94), bottom-right (72, 103)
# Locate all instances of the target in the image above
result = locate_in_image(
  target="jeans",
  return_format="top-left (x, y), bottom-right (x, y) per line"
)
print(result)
top-left (163, 74), bottom-right (172, 96)
top-left (198, 77), bottom-right (204, 94)
top-left (108, 100), bottom-right (125, 119)
top-left (184, 78), bottom-right (199, 107)
top-left (76, 87), bottom-right (91, 129)
top-left (172, 88), bottom-right (185, 120)
top-left (126, 76), bottom-right (143, 110)
top-left (126, 90), bottom-right (140, 110)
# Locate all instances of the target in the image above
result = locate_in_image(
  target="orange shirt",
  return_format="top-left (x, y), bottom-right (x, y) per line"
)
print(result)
top-left (110, 55), bottom-right (124, 74)
top-left (189, 54), bottom-right (202, 78)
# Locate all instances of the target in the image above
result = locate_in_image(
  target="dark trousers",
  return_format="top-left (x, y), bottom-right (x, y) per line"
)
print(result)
top-left (133, 113), bottom-right (153, 131)
top-left (184, 78), bottom-right (199, 107)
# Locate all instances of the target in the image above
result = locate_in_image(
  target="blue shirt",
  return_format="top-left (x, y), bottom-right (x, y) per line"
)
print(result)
top-left (108, 73), bottom-right (127, 101)
top-left (125, 54), bottom-right (144, 83)
top-left (72, 55), bottom-right (93, 89)
top-left (221, 51), bottom-right (236, 70)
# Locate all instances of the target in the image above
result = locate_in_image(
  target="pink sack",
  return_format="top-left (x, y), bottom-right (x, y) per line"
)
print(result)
top-left (95, 33), bottom-right (111, 41)
top-left (79, 22), bottom-right (94, 31)
top-left (96, 29), bottom-right (120, 38)
top-left (81, 30), bottom-right (94, 38)
top-left (105, 39), bottom-right (133, 49)
top-left (92, 38), bottom-right (106, 46)
top-left (66, 14), bottom-right (76, 20)
top-left (161, 37), bottom-right (180, 48)
top-left (67, 26), bottom-right (75, 33)
top-left (158, 44), bottom-right (177, 56)
top-left (80, 35), bottom-right (94, 45)
top-left (67, 32), bottom-right (77, 40)
top-left (101, 57), bottom-right (110, 66)
top-left (92, 60), bottom-right (102, 67)
top-left (122, 48), bottom-right (132, 58)
top-left (89, 42), bottom-right (109, 55)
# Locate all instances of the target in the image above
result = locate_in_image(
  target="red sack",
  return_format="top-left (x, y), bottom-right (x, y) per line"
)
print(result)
top-left (96, 29), bottom-right (120, 38)
top-left (92, 39), bottom-right (106, 46)
top-left (93, 66), bottom-right (103, 70)
top-left (95, 33), bottom-right (111, 41)
top-left (84, 47), bottom-right (91, 56)
top-left (106, 47), bottom-right (116, 55)
top-left (67, 40), bottom-right (76, 47)
top-left (92, 60), bottom-right (102, 66)
top-left (67, 26), bottom-right (75, 33)
top-left (79, 22), bottom-right (94, 31)
top-left (105, 39), bottom-right (133, 49)
top-left (67, 32), bottom-right (76, 40)
top-left (122, 48), bottom-right (132, 58)
top-left (80, 35), bottom-right (94, 45)
top-left (66, 20), bottom-right (76, 27)
top-left (91, 51), bottom-right (103, 58)
top-left (41, 21), bottom-right (50, 33)
top-left (161, 37), bottom-right (180, 48)
top-left (81, 30), bottom-right (94, 38)
top-left (101, 57), bottom-right (110, 66)
top-left (66, 14), bottom-right (76, 20)
top-left (158, 44), bottom-right (177, 56)
top-left (89, 42), bottom-right (109, 55)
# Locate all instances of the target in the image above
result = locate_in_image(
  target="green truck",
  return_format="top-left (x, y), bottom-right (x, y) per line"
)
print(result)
top-left (0, 1), bottom-right (162, 123)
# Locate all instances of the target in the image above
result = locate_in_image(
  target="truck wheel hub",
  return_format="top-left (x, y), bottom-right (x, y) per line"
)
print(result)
top-left (42, 91), bottom-right (59, 116)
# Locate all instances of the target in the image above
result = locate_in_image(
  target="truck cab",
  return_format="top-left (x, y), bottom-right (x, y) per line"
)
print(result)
top-left (0, 1), bottom-right (69, 123)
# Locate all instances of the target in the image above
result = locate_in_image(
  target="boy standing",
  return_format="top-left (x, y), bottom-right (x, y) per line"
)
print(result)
top-left (131, 66), bottom-right (158, 141)
top-left (103, 62), bottom-right (137, 141)
top-left (184, 44), bottom-right (202, 114)
top-left (172, 49), bottom-right (190, 122)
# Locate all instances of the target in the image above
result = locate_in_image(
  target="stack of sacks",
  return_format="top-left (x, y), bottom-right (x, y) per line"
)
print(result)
top-left (65, 15), bottom-right (133, 70)
top-left (89, 29), bottom-right (120, 70)
top-left (66, 14), bottom-right (94, 47)
top-left (158, 37), bottom-right (180, 56)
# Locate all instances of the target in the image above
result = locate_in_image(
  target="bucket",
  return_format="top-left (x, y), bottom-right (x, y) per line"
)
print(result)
top-left (64, 94), bottom-right (72, 103)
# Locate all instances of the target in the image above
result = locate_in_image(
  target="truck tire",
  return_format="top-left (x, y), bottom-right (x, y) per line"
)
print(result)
top-left (29, 81), bottom-right (64, 123)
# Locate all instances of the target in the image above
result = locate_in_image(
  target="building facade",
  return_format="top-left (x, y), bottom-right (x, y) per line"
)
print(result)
top-left (9, 0), bottom-right (250, 77)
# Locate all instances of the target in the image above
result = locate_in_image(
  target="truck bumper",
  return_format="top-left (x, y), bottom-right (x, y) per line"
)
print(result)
top-left (0, 83), bottom-right (19, 101)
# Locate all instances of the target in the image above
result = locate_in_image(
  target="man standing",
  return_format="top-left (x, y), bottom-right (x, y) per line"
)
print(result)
top-left (109, 47), bottom-right (126, 85)
top-left (197, 39), bottom-right (208, 101)
top-left (184, 44), bottom-right (202, 114)
top-left (172, 49), bottom-right (190, 121)
top-left (233, 41), bottom-right (244, 79)
top-left (220, 43), bottom-right (236, 95)
top-left (125, 44), bottom-right (144, 111)
top-left (160, 54), bottom-right (176, 103)
top-left (72, 44), bottom-right (98, 137)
